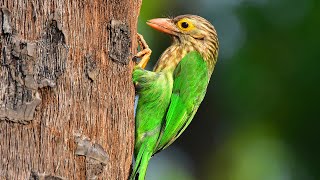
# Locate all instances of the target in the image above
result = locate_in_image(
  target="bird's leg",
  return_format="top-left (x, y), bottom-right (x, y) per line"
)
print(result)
top-left (134, 33), bottom-right (152, 69)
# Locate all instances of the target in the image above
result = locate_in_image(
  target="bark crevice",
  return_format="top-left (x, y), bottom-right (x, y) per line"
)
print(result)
top-left (108, 20), bottom-right (131, 65)
top-left (0, 8), bottom-right (67, 124)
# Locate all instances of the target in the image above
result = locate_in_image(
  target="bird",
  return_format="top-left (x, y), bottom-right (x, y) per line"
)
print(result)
top-left (131, 14), bottom-right (219, 180)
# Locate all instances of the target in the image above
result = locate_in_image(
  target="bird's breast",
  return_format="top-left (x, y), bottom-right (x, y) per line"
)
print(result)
top-left (153, 44), bottom-right (194, 72)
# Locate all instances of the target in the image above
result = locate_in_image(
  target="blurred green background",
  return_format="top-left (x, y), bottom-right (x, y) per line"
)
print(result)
top-left (137, 0), bottom-right (320, 180)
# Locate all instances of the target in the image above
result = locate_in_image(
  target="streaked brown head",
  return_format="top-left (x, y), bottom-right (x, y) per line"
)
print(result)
top-left (147, 15), bottom-right (219, 70)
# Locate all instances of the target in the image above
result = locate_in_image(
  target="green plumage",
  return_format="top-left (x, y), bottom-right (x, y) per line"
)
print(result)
top-left (155, 51), bottom-right (209, 152)
top-left (131, 15), bottom-right (218, 180)
top-left (131, 66), bottom-right (173, 179)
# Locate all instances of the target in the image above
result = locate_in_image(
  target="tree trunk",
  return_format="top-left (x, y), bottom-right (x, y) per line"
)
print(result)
top-left (0, 0), bottom-right (141, 179)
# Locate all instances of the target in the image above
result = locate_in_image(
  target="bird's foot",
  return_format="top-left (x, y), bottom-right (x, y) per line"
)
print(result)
top-left (134, 33), bottom-right (152, 69)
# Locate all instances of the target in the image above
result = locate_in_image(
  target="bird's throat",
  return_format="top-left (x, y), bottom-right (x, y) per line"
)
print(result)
top-left (153, 44), bottom-right (191, 72)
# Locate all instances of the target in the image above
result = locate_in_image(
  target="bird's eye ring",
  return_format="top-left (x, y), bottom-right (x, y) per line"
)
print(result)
top-left (181, 22), bottom-right (189, 29)
top-left (177, 19), bottom-right (194, 31)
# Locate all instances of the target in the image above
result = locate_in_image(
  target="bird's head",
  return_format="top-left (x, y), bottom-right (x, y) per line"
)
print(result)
top-left (147, 15), bottom-right (218, 63)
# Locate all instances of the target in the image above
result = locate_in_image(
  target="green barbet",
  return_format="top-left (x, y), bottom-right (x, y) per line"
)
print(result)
top-left (131, 14), bottom-right (219, 180)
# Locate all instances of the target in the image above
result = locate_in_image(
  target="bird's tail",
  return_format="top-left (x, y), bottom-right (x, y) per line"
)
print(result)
top-left (130, 143), bottom-right (153, 180)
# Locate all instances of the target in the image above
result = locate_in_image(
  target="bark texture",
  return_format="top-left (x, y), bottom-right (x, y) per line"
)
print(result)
top-left (0, 0), bottom-right (141, 179)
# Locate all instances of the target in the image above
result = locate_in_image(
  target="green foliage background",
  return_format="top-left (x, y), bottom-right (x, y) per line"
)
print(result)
top-left (138, 0), bottom-right (320, 179)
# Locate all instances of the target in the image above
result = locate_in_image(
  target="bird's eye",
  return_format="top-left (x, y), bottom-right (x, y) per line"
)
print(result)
top-left (177, 19), bottom-right (195, 31)
top-left (181, 22), bottom-right (189, 29)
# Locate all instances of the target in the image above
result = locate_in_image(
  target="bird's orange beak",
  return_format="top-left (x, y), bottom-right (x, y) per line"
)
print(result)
top-left (147, 18), bottom-right (178, 36)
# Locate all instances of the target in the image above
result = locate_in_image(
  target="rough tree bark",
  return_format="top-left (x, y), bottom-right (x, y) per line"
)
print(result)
top-left (0, 0), bottom-right (141, 179)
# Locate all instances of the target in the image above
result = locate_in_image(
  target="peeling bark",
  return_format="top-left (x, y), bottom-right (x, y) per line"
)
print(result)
top-left (0, 0), bottom-right (141, 179)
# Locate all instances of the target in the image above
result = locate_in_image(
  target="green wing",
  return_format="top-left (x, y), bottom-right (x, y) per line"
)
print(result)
top-left (155, 51), bottom-right (210, 152)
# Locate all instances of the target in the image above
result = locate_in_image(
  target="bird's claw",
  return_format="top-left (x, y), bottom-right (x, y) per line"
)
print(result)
top-left (134, 33), bottom-right (152, 69)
